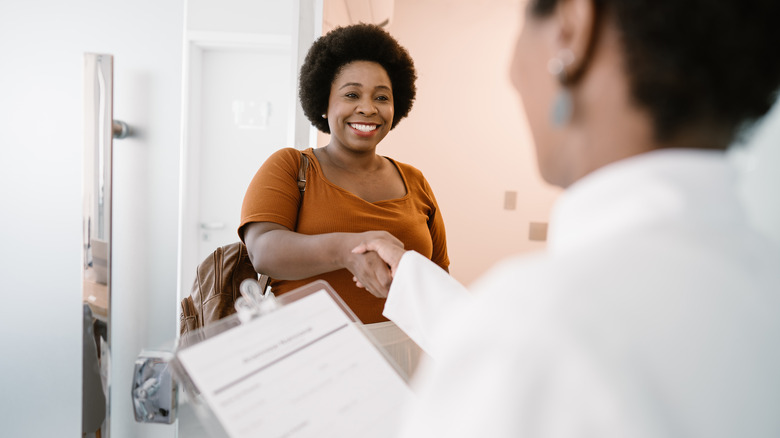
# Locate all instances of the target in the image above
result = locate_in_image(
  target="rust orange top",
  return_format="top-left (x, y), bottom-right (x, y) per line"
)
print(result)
top-left (239, 147), bottom-right (449, 323)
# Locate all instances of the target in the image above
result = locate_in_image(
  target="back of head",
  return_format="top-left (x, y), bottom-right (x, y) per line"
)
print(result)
top-left (531, 0), bottom-right (780, 146)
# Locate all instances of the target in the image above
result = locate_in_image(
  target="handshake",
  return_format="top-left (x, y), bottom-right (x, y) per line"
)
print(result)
top-left (348, 231), bottom-right (407, 298)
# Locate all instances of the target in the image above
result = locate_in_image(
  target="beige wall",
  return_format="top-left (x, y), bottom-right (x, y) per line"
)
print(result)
top-left (320, 0), bottom-right (561, 286)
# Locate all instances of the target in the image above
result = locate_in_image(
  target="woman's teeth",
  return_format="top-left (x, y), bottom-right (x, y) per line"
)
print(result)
top-left (350, 123), bottom-right (377, 132)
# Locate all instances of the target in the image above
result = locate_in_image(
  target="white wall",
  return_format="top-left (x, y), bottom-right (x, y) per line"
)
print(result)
top-left (388, 0), bottom-right (563, 286)
top-left (0, 1), bottom-right (184, 437)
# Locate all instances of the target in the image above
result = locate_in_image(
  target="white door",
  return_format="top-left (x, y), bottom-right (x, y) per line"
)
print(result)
top-left (176, 42), bottom-right (296, 438)
top-left (196, 48), bottom-right (292, 260)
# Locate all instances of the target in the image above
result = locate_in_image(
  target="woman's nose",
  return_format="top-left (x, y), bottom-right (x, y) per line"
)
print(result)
top-left (356, 98), bottom-right (377, 115)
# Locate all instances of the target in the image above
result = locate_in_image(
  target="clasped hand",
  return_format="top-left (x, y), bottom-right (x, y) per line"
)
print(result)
top-left (345, 231), bottom-right (406, 298)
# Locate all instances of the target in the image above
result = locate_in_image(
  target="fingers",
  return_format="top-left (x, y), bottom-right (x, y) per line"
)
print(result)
top-left (347, 232), bottom-right (406, 298)
top-left (351, 234), bottom-right (405, 275)
top-left (358, 262), bottom-right (391, 298)
top-left (347, 252), bottom-right (392, 298)
top-left (352, 276), bottom-right (364, 289)
top-left (354, 279), bottom-right (388, 298)
top-left (370, 230), bottom-right (403, 248)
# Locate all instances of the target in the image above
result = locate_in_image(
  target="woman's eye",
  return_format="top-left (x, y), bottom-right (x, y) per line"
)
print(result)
top-left (345, 92), bottom-right (358, 98)
top-left (376, 95), bottom-right (389, 101)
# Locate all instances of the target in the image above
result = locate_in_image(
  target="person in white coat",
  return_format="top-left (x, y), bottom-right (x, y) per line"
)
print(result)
top-left (352, 0), bottom-right (780, 436)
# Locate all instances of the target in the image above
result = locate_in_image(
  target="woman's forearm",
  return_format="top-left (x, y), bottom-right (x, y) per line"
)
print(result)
top-left (246, 227), bottom-right (357, 279)
top-left (244, 222), bottom-right (401, 296)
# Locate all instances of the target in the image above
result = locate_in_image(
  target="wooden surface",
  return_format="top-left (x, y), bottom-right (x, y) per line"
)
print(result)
top-left (83, 273), bottom-right (108, 322)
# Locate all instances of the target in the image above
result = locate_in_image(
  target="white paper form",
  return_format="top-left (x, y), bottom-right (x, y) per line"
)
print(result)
top-left (176, 288), bottom-right (413, 438)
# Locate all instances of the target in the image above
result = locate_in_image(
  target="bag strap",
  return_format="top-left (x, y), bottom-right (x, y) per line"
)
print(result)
top-left (262, 151), bottom-right (307, 296)
top-left (257, 151), bottom-right (307, 296)
top-left (297, 152), bottom-right (309, 194)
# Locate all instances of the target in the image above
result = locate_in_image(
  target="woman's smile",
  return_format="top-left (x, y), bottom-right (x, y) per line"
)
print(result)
top-left (349, 122), bottom-right (381, 136)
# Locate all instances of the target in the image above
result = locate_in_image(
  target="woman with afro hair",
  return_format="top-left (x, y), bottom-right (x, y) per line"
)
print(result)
top-left (238, 24), bottom-right (448, 377)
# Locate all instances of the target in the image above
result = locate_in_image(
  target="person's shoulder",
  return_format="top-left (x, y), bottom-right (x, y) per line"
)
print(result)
top-left (432, 253), bottom-right (559, 348)
top-left (263, 147), bottom-right (308, 169)
top-left (387, 156), bottom-right (425, 179)
top-left (469, 253), bottom-right (552, 298)
top-left (387, 157), bottom-right (436, 193)
top-left (270, 147), bottom-right (305, 161)
top-left (466, 252), bottom-right (595, 322)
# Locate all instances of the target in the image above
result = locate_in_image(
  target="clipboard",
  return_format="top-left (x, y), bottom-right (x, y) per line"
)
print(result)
top-left (171, 279), bottom-right (413, 438)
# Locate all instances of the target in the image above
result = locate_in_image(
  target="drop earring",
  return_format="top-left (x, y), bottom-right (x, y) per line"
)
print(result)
top-left (547, 49), bottom-right (575, 127)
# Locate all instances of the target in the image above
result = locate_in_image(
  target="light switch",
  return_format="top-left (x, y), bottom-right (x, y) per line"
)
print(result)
top-left (504, 191), bottom-right (517, 210)
top-left (529, 222), bottom-right (548, 241)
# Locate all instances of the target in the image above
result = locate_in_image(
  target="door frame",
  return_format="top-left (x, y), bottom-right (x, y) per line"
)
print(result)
top-left (176, 0), bottom-right (322, 317)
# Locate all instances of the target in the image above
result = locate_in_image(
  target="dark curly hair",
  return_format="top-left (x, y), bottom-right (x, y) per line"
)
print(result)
top-left (532, 0), bottom-right (780, 146)
top-left (299, 24), bottom-right (417, 134)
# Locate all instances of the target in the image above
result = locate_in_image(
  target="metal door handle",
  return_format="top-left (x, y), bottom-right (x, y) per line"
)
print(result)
top-left (132, 350), bottom-right (177, 424)
top-left (200, 222), bottom-right (226, 230)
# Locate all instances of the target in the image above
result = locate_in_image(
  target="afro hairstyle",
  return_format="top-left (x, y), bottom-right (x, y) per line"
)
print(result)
top-left (298, 23), bottom-right (417, 134)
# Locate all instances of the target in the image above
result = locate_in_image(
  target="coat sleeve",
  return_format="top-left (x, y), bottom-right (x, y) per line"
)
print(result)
top-left (395, 258), bottom-right (630, 438)
top-left (382, 251), bottom-right (470, 357)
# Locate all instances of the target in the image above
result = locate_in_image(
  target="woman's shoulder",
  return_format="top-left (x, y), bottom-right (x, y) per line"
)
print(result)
top-left (262, 147), bottom-right (311, 170)
top-left (387, 156), bottom-right (426, 181)
top-left (269, 147), bottom-right (308, 161)
top-left (387, 157), bottom-right (437, 197)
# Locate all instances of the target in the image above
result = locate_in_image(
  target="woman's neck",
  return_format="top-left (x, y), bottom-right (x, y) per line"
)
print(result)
top-left (319, 144), bottom-right (382, 173)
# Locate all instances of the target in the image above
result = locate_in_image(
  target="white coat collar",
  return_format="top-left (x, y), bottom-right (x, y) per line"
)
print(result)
top-left (547, 148), bottom-right (740, 254)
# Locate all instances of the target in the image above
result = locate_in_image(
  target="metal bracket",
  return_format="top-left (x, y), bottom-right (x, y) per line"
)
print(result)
top-left (130, 278), bottom-right (274, 426)
top-left (132, 350), bottom-right (178, 424)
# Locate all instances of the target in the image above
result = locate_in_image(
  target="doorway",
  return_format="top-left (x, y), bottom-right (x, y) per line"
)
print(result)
top-left (196, 47), bottom-right (292, 260)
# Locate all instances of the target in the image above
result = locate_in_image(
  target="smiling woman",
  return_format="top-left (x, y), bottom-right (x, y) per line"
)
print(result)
top-left (237, 24), bottom-right (449, 378)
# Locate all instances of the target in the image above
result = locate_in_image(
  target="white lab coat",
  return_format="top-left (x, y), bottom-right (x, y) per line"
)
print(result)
top-left (383, 149), bottom-right (780, 438)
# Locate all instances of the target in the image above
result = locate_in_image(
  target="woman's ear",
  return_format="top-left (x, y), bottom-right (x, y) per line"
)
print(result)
top-left (554, 0), bottom-right (598, 84)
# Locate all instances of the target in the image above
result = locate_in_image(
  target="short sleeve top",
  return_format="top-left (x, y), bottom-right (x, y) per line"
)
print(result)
top-left (239, 147), bottom-right (449, 324)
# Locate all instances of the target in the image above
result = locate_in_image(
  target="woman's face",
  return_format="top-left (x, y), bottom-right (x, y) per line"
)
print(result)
top-left (510, 6), bottom-right (569, 186)
top-left (326, 60), bottom-right (394, 154)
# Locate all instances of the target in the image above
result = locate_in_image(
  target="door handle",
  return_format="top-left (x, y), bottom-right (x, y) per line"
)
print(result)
top-left (132, 350), bottom-right (177, 424)
top-left (199, 222), bottom-right (226, 230)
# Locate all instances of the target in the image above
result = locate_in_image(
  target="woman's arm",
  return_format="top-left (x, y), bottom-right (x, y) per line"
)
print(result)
top-left (243, 221), bottom-right (402, 297)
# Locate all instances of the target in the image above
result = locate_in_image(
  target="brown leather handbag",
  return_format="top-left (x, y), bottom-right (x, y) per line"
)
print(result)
top-left (179, 152), bottom-right (309, 335)
top-left (179, 242), bottom-right (269, 335)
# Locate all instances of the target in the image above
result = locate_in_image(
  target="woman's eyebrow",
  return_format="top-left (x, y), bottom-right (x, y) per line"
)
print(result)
top-left (339, 82), bottom-right (362, 89)
top-left (338, 82), bottom-right (392, 91)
